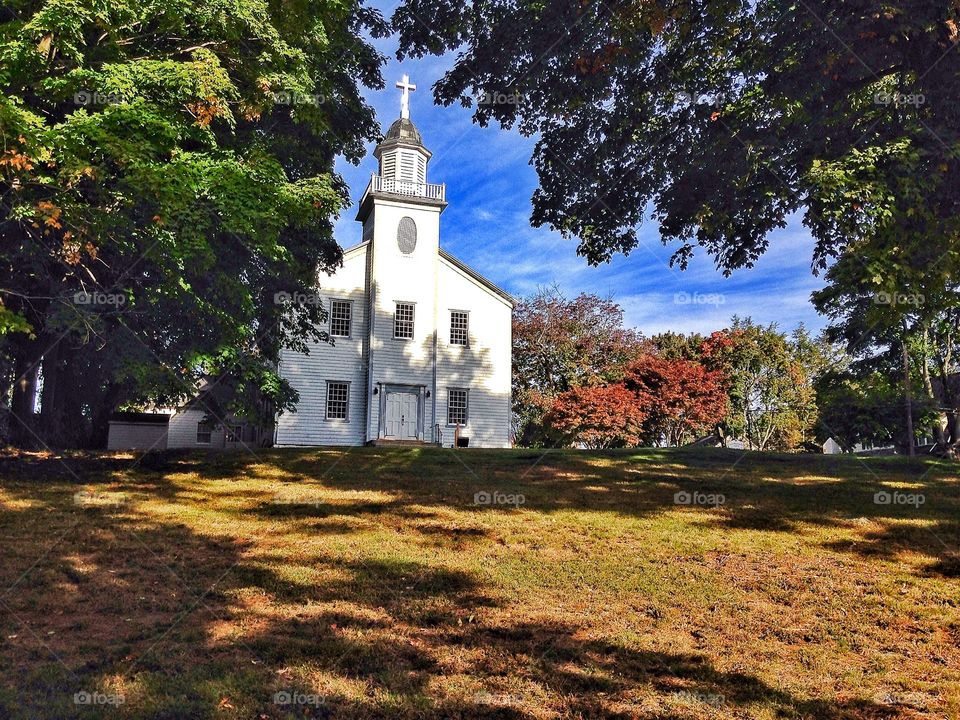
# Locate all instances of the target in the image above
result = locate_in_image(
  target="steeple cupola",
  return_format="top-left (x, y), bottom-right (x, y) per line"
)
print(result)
top-left (357, 74), bottom-right (446, 223)
top-left (373, 75), bottom-right (433, 188)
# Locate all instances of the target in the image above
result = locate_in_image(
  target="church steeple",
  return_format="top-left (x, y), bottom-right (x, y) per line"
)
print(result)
top-left (357, 76), bottom-right (446, 224)
top-left (370, 75), bottom-right (439, 193)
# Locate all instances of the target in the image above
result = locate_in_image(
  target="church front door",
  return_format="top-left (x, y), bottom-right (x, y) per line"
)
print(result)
top-left (383, 390), bottom-right (420, 441)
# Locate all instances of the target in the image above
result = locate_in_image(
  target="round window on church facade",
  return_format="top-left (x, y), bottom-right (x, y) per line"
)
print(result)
top-left (397, 216), bottom-right (417, 254)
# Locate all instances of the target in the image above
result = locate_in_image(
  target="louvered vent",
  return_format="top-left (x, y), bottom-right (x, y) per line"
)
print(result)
top-left (399, 152), bottom-right (416, 182)
top-left (381, 152), bottom-right (397, 179)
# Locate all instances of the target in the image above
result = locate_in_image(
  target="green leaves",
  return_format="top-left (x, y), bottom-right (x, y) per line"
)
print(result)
top-left (0, 0), bottom-right (386, 446)
top-left (396, 0), bottom-right (959, 272)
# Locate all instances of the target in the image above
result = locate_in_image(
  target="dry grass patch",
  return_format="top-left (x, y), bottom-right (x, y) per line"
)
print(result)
top-left (0, 446), bottom-right (957, 719)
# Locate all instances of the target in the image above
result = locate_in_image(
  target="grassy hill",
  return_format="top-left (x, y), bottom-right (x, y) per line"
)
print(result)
top-left (0, 446), bottom-right (957, 719)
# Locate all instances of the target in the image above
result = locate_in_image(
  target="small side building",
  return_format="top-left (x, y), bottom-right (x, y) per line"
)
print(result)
top-left (107, 412), bottom-right (170, 451)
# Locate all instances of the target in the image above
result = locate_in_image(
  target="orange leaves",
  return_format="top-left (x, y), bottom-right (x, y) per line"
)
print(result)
top-left (37, 201), bottom-right (62, 229)
top-left (947, 19), bottom-right (959, 43)
top-left (0, 137), bottom-right (34, 173)
top-left (62, 239), bottom-right (82, 265)
top-left (574, 43), bottom-right (627, 76)
top-left (0, 149), bottom-right (34, 172)
top-left (240, 102), bottom-right (262, 122)
top-left (186, 96), bottom-right (224, 127)
top-left (546, 383), bottom-right (647, 447)
top-left (36, 33), bottom-right (52, 57)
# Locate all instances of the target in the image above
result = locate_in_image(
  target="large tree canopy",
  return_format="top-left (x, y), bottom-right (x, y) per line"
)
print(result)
top-left (0, 0), bottom-right (388, 446)
top-left (395, 0), bottom-right (959, 273)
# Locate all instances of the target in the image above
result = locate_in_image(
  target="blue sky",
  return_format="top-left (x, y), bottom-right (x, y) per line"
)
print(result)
top-left (333, 16), bottom-right (827, 337)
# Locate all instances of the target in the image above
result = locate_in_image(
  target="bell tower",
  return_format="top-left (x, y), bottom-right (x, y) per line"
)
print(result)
top-left (356, 73), bottom-right (446, 244)
top-left (357, 75), bottom-right (448, 442)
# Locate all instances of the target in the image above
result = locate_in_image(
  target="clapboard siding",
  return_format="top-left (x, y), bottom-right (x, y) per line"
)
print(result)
top-left (366, 199), bottom-right (443, 440)
top-left (168, 408), bottom-right (219, 448)
top-left (107, 422), bottom-right (168, 451)
top-left (274, 134), bottom-right (513, 447)
top-left (275, 244), bottom-right (369, 446)
top-left (435, 257), bottom-right (512, 447)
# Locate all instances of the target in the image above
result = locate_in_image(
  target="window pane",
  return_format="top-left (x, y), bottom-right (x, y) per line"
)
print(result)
top-left (196, 422), bottom-right (211, 443)
top-left (447, 389), bottom-right (468, 425)
top-left (450, 311), bottom-right (469, 346)
top-left (394, 303), bottom-right (415, 339)
top-left (326, 382), bottom-right (349, 420)
top-left (330, 300), bottom-right (351, 337)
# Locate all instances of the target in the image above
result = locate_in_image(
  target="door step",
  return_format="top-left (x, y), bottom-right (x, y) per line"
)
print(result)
top-left (368, 439), bottom-right (441, 447)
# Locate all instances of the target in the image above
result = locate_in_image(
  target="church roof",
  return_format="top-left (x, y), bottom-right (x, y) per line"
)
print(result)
top-left (383, 117), bottom-right (423, 146)
top-left (439, 249), bottom-right (515, 306)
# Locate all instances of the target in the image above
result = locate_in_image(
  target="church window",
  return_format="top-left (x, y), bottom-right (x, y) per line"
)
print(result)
top-left (394, 302), bottom-right (415, 339)
top-left (330, 299), bottom-right (352, 338)
top-left (325, 381), bottom-right (350, 420)
top-left (447, 389), bottom-right (468, 426)
top-left (450, 310), bottom-right (469, 346)
top-left (397, 216), bottom-right (417, 254)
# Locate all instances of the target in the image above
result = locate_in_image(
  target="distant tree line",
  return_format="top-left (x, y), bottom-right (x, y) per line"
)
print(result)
top-left (513, 288), bottom-right (945, 454)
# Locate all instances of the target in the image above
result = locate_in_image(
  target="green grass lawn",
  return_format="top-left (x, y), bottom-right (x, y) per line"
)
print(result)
top-left (0, 446), bottom-right (957, 719)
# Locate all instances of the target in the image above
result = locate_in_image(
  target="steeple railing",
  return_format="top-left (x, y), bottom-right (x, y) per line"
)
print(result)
top-left (367, 173), bottom-right (445, 201)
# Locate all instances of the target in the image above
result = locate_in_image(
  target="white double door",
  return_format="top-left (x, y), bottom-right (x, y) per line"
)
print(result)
top-left (384, 390), bottom-right (420, 440)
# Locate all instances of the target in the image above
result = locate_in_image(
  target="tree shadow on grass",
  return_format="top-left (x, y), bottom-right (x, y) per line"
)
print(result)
top-left (0, 449), bottom-right (952, 718)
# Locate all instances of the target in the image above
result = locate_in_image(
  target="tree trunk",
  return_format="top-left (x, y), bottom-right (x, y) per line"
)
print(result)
top-left (902, 338), bottom-right (915, 457)
top-left (38, 335), bottom-right (64, 447)
top-left (921, 327), bottom-right (947, 448)
top-left (9, 341), bottom-right (41, 447)
top-left (90, 382), bottom-right (122, 449)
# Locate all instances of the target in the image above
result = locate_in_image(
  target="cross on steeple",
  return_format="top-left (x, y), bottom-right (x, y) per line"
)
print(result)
top-left (395, 74), bottom-right (416, 120)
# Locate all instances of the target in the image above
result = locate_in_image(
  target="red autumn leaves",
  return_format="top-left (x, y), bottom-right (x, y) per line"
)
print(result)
top-left (545, 355), bottom-right (727, 448)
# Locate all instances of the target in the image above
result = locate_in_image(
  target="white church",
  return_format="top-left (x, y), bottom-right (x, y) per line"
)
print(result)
top-left (104, 77), bottom-right (513, 452)
top-left (273, 77), bottom-right (514, 448)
